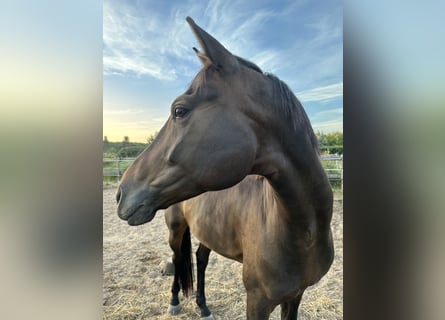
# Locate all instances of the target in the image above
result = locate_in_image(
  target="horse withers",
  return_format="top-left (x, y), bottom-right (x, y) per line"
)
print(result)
top-left (116, 17), bottom-right (334, 320)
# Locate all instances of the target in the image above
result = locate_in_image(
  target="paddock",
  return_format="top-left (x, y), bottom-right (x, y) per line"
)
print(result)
top-left (103, 187), bottom-right (343, 319)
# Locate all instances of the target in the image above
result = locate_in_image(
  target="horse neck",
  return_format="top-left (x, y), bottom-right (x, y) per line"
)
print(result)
top-left (255, 130), bottom-right (333, 232)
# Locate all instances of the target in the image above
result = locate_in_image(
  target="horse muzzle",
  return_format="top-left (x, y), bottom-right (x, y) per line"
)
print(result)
top-left (117, 187), bottom-right (158, 226)
top-left (122, 204), bottom-right (156, 226)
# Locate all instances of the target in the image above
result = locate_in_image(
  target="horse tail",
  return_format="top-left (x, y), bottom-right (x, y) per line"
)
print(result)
top-left (179, 226), bottom-right (194, 297)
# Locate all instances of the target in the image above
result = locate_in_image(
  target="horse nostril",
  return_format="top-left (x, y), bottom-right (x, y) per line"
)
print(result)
top-left (116, 187), bottom-right (122, 204)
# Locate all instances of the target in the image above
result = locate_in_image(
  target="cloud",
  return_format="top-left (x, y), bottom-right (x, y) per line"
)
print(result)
top-left (251, 50), bottom-right (281, 73)
top-left (172, 0), bottom-right (277, 58)
top-left (103, 0), bottom-right (278, 80)
top-left (314, 107), bottom-right (343, 117)
top-left (103, 2), bottom-right (182, 80)
top-left (312, 119), bottom-right (343, 133)
top-left (152, 117), bottom-right (168, 123)
top-left (103, 0), bottom-right (341, 87)
top-left (297, 82), bottom-right (343, 102)
top-left (310, 107), bottom-right (343, 133)
top-left (223, 10), bottom-right (276, 54)
top-left (103, 1), bottom-right (343, 141)
top-left (103, 108), bottom-right (145, 116)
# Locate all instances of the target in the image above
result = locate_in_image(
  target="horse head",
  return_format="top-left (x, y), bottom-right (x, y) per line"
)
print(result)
top-left (117, 17), bottom-right (276, 225)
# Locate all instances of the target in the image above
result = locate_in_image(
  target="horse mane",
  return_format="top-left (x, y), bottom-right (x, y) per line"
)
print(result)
top-left (263, 72), bottom-right (320, 154)
top-left (190, 56), bottom-right (320, 154)
top-left (234, 57), bottom-right (319, 154)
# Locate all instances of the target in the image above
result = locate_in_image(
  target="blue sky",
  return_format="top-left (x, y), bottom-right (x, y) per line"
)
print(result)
top-left (103, 0), bottom-right (343, 142)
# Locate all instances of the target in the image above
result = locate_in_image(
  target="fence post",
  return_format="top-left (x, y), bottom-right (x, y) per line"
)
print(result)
top-left (341, 166), bottom-right (343, 192)
top-left (117, 157), bottom-right (121, 182)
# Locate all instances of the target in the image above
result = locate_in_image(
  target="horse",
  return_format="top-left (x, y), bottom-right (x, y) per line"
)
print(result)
top-left (116, 17), bottom-right (334, 320)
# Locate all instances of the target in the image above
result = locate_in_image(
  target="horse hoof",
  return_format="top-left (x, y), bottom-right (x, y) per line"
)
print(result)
top-left (167, 304), bottom-right (181, 315)
top-left (161, 260), bottom-right (175, 276)
top-left (201, 314), bottom-right (215, 320)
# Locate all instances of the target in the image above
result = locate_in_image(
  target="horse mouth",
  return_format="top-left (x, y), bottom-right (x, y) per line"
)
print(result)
top-left (122, 204), bottom-right (157, 226)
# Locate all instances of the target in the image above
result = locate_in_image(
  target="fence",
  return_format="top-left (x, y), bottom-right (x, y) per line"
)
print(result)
top-left (321, 155), bottom-right (343, 181)
top-left (103, 158), bottom-right (136, 183)
top-left (104, 155), bottom-right (343, 189)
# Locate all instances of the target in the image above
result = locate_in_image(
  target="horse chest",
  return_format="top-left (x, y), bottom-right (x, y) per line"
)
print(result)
top-left (243, 246), bottom-right (304, 300)
top-left (242, 223), bottom-right (316, 292)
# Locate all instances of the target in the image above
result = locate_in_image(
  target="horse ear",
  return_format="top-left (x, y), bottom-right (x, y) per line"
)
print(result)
top-left (186, 16), bottom-right (239, 73)
top-left (192, 47), bottom-right (213, 68)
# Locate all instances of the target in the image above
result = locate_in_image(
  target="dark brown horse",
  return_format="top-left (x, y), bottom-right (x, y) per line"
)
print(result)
top-left (117, 17), bottom-right (334, 319)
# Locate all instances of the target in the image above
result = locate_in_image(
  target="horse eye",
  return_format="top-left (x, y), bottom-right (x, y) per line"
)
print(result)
top-left (174, 106), bottom-right (188, 118)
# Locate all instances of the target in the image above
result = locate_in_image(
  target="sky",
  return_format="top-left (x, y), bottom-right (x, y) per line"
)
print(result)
top-left (103, 0), bottom-right (343, 142)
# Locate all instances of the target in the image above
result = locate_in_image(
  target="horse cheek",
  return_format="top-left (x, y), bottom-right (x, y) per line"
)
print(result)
top-left (197, 142), bottom-right (255, 190)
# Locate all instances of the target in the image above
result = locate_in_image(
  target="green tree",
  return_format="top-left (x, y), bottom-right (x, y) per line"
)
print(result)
top-left (316, 131), bottom-right (343, 154)
top-left (316, 132), bottom-right (328, 151)
top-left (147, 131), bottom-right (159, 145)
top-left (118, 145), bottom-right (146, 158)
top-left (325, 132), bottom-right (343, 154)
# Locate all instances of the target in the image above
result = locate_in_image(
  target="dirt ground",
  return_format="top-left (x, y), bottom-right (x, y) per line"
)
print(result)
top-left (103, 186), bottom-right (343, 320)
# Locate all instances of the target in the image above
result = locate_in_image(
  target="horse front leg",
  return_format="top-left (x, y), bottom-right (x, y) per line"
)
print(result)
top-left (165, 206), bottom-right (193, 315)
top-left (167, 233), bottom-right (184, 315)
top-left (168, 263), bottom-right (182, 315)
top-left (196, 243), bottom-right (214, 319)
top-left (246, 290), bottom-right (272, 320)
top-left (280, 292), bottom-right (303, 320)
